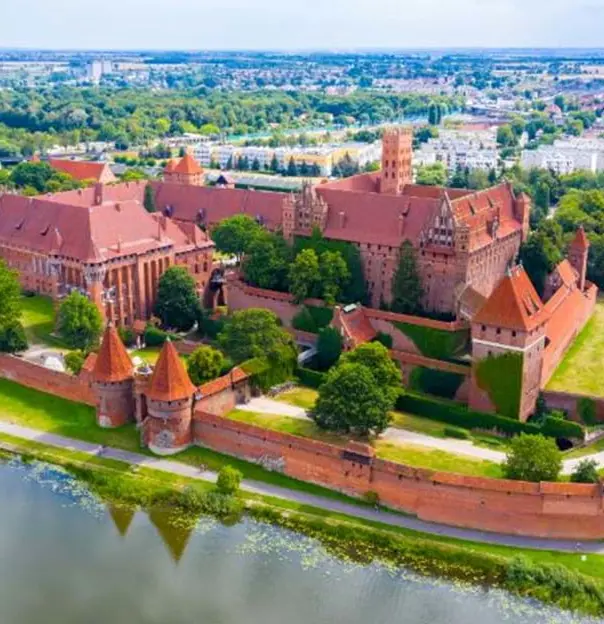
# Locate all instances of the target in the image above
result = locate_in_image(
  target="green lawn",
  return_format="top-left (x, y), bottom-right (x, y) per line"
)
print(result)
top-left (0, 378), bottom-right (357, 504)
top-left (548, 300), bottom-right (604, 396)
top-left (274, 386), bottom-right (319, 410)
top-left (228, 408), bottom-right (503, 479)
top-left (130, 347), bottom-right (188, 366)
top-left (20, 295), bottom-right (69, 349)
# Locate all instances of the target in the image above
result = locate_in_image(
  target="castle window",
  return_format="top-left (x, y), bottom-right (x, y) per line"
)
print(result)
top-left (481, 325), bottom-right (486, 332)
top-left (496, 328), bottom-right (501, 335)
top-left (512, 331), bottom-right (517, 338)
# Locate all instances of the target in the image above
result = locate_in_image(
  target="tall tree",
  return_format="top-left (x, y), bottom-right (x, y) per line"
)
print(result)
top-left (211, 214), bottom-right (263, 261)
top-left (289, 249), bottom-right (321, 303)
top-left (319, 250), bottom-right (349, 305)
top-left (242, 232), bottom-right (290, 291)
top-left (316, 326), bottom-right (343, 370)
top-left (57, 291), bottom-right (103, 351)
top-left (519, 222), bottom-right (564, 296)
top-left (143, 184), bottom-right (156, 213)
top-left (391, 241), bottom-right (423, 315)
top-left (154, 266), bottom-right (200, 331)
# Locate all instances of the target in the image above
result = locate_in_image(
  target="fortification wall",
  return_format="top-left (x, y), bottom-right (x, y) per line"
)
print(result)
top-left (193, 410), bottom-right (604, 539)
top-left (0, 355), bottom-right (95, 406)
top-left (543, 390), bottom-right (604, 423)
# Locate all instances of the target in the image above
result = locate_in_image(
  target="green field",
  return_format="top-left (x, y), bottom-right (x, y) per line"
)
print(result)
top-left (20, 295), bottom-right (69, 349)
top-left (548, 300), bottom-right (604, 396)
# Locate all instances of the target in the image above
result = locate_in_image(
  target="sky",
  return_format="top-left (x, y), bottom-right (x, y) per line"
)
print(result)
top-left (2, 0), bottom-right (604, 50)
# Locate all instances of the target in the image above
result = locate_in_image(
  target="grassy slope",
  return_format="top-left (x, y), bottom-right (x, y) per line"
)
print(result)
top-left (1, 430), bottom-right (603, 584)
top-left (548, 301), bottom-right (604, 396)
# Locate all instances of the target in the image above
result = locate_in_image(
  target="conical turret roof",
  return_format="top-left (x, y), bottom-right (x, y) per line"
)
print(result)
top-left (173, 153), bottom-right (203, 175)
top-left (146, 339), bottom-right (196, 402)
top-left (92, 323), bottom-right (134, 383)
top-left (571, 226), bottom-right (589, 250)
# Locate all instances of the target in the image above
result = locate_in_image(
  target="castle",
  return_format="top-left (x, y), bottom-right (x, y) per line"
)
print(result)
top-left (0, 127), bottom-right (597, 422)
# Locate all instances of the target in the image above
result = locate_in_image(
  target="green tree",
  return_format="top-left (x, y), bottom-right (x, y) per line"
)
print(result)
top-left (154, 266), bottom-right (200, 331)
top-left (121, 168), bottom-right (148, 182)
top-left (143, 184), bottom-right (156, 213)
top-left (316, 326), bottom-right (342, 370)
top-left (211, 214), bottom-right (263, 261)
top-left (519, 222), bottom-right (564, 296)
top-left (57, 291), bottom-right (103, 351)
top-left (0, 320), bottom-right (27, 353)
top-left (289, 249), bottom-right (321, 303)
top-left (313, 363), bottom-right (393, 436)
top-left (187, 345), bottom-right (226, 385)
top-left (503, 434), bottom-right (562, 483)
top-left (218, 308), bottom-right (296, 365)
top-left (570, 459), bottom-right (600, 484)
top-left (242, 232), bottom-right (290, 291)
top-left (216, 465), bottom-right (242, 495)
top-left (270, 153), bottom-right (280, 172)
top-left (319, 250), bottom-right (350, 305)
top-left (497, 125), bottom-right (516, 147)
top-left (428, 102), bottom-right (443, 126)
top-left (65, 350), bottom-right (86, 375)
top-left (286, 157), bottom-right (298, 177)
top-left (340, 342), bottom-right (402, 402)
top-left (416, 163), bottom-right (447, 186)
top-left (0, 260), bottom-right (22, 330)
top-left (391, 241), bottom-right (423, 315)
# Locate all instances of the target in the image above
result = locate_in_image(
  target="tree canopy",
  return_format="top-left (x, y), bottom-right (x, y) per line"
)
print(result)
top-left (391, 241), bottom-right (423, 315)
top-left (416, 162), bottom-right (447, 186)
top-left (56, 291), bottom-right (103, 352)
top-left (211, 214), bottom-right (263, 260)
top-left (316, 326), bottom-right (343, 370)
top-left (242, 232), bottom-right (290, 291)
top-left (187, 345), bottom-right (227, 385)
top-left (503, 434), bottom-right (562, 483)
top-left (154, 266), bottom-right (200, 331)
top-left (289, 249), bottom-right (321, 303)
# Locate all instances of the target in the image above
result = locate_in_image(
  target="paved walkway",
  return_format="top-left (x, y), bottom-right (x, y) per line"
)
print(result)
top-left (240, 397), bottom-right (603, 475)
top-left (1, 419), bottom-right (603, 555)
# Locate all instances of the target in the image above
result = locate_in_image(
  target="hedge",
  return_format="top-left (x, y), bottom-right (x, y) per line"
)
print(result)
top-left (409, 366), bottom-right (465, 400)
top-left (394, 322), bottom-right (469, 360)
top-left (578, 397), bottom-right (598, 426)
top-left (296, 367), bottom-right (327, 389)
top-left (396, 392), bottom-right (585, 441)
top-left (144, 325), bottom-right (181, 347)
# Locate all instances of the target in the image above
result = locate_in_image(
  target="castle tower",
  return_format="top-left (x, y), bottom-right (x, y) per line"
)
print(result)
top-left (469, 266), bottom-right (546, 422)
top-left (380, 127), bottom-right (413, 195)
top-left (514, 190), bottom-right (531, 242)
top-left (163, 154), bottom-right (204, 186)
top-left (143, 339), bottom-right (197, 455)
top-left (569, 226), bottom-right (589, 291)
top-left (91, 323), bottom-right (135, 428)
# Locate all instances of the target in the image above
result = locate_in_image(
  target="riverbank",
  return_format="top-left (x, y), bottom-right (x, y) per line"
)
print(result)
top-left (2, 429), bottom-right (604, 618)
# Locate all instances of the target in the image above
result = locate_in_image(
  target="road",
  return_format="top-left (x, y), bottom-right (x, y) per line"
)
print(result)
top-left (0, 419), bottom-right (602, 555)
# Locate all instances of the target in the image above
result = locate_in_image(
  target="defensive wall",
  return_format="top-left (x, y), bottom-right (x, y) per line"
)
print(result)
top-left (543, 390), bottom-right (604, 424)
top-left (0, 354), bottom-right (95, 406)
top-left (193, 409), bottom-right (604, 540)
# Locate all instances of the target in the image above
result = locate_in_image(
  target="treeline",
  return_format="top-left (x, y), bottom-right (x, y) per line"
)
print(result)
top-left (0, 87), bottom-right (461, 156)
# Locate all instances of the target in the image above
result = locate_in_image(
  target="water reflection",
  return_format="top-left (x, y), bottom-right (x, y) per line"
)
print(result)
top-left (0, 457), bottom-right (599, 624)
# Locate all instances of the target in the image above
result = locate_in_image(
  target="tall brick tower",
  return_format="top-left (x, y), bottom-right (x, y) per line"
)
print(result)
top-left (513, 190), bottom-right (531, 242)
top-left (380, 126), bottom-right (413, 195)
top-left (569, 226), bottom-right (590, 291)
top-left (469, 266), bottom-right (547, 422)
top-left (143, 339), bottom-right (197, 455)
top-left (91, 323), bottom-right (135, 428)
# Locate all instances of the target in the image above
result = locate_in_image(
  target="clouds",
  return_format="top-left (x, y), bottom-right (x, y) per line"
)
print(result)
top-left (0, 0), bottom-right (601, 49)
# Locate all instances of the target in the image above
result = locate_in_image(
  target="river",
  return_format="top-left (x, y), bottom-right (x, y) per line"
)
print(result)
top-left (0, 457), bottom-right (596, 624)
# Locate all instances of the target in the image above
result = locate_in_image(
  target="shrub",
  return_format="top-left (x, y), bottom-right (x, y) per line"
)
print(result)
top-left (198, 309), bottom-right (226, 340)
top-left (570, 459), bottom-right (600, 484)
top-left (187, 345), bottom-right (226, 385)
top-left (443, 426), bottom-right (471, 440)
top-left (292, 307), bottom-right (318, 333)
top-left (540, 415), bottom-right (584, 440)
top-left (503, 434), bottom-right (562, 482)
top-left (144, 324), bottom-right (169, 347)
top-left (578, 397), bottom-right (598, 426)
top-left (306, 305), bottom-right (333, 329)
top-left (118, 326), bottom-right (137, 347)
top-left (216, 466), bottom-right (242, 495)
top-left (363, 491), bottom-right (380, 506)
top-left (396, 392), bottom-right (585, 441)
top-left (0, 320), bottom-right (28, 353)
top-left (373, 331), bottom-right (393, 349)
top-left (297, 367), bottom-right (327, 389)
top-left (65, 350), bottom-right (85, 375)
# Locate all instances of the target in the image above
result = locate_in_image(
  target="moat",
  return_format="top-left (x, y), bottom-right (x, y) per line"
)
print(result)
top-left (0, 458), bottom-right (597, 624)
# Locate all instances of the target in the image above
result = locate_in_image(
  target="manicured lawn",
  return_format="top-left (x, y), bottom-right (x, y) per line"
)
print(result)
top-left (227, 408), bottom-right (504, 479)
top-left (548, 300), bottom-right (604, 396)
top-left (20, 295), bottom-right (68, 349)
top-left (375, 441), bottom-right (503, 478)
top-left (130, 347), bottom-right (188, 366)
top-left (274, 386), bottom-right (319, 410)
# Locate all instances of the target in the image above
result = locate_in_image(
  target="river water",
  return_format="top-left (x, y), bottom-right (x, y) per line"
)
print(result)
top-left (0, 458), bottom-right (597, 624)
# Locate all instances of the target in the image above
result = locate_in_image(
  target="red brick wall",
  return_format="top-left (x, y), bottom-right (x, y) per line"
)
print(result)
top-left (193, 410), bottom-right (604, 539)
top-left (543, 390), bottom-right (604, 423)
top-left (0, 355), bottom-right (95, 406)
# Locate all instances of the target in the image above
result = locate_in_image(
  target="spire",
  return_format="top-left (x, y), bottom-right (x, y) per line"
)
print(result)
top-left (92, 323), bottom-right (134, 383)
top-left (571, 226), bottom-right (589, 251)
top-left (146, 338), bottom-right (196, 402)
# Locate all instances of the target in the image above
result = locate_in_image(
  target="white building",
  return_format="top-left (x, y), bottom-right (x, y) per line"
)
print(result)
top-left (520, 138), bottom-right (604, 174)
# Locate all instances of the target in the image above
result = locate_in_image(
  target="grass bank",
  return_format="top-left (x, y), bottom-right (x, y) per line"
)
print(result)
top-left (1, 431), bottom-right (604, 618)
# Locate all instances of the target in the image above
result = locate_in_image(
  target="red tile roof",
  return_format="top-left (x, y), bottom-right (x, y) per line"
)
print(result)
top-left (92, 324), bottom-right (134, 383)
top-left (49, 159), bottom-right (116, 183)
top-left (146, 339), bottom-right (196, 402)
top-left (333, 305), bottom-right (377, 348)
top-left (571, 226), bottom-right (590, 250)
top-left (473, 265), bottom-right (545, 331)
top-left (198, 366), bottom-right (248, 398)
top-left (172, 154), bottom-right (203, 175)
top-left (0, 190), bottom-right (212, 263)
